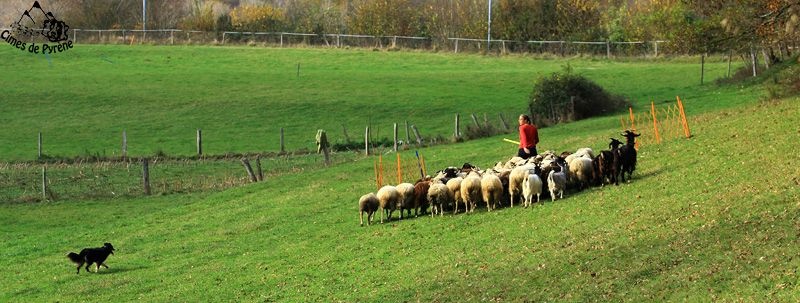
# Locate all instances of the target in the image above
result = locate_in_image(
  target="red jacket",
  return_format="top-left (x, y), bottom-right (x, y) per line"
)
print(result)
top-left (519, 124), bottom-right (539, 148)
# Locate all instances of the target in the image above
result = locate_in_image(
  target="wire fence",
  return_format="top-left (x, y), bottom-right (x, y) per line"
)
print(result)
top-left (0, 152), bottom-right (362, 203)
top-left (44, 28), bottom-right (670, 57)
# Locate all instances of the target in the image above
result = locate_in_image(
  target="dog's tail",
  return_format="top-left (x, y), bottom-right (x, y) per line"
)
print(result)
top-left (66, 252), bottom-right (84, 264)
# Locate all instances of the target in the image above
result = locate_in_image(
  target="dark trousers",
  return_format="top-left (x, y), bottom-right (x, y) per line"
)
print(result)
top-left (518, 147), bottom-right (537, 159)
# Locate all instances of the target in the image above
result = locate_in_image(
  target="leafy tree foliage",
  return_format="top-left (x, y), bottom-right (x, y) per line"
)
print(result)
top-left (528, 65), bottom-right (629, 126)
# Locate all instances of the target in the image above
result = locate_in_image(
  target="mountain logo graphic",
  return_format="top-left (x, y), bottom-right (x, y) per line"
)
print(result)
top-left (11, 1), bottom-right (70, 42)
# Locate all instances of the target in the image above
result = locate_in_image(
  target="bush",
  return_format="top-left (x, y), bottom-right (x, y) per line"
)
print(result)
top-left (528, 64), bottom-right (629, 126)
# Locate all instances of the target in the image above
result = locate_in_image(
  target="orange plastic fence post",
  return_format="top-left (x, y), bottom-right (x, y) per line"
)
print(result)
top-left (396, 153), bottom-right (402, 184)
top-left (676, 96), bottom-right (692, 138)
top-left (379, 154), bottom-right (384, 187)
top-left (374, 160), bottom-right (380, 191)
top-left (651, 101), bottom-right (661, 144)
top-left (629, 107), bottom-right (640, 150)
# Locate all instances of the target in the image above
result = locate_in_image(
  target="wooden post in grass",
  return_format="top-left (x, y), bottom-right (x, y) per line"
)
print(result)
top-left (393, 123), bottom-right (398, 152)
top-left (142, 158), bottom-right (151, 195)
top-left (471, 113), bottom-right (480, 129)
top-left (280, 127), bottom-right (285, 154)
top-left (196, 129), bottom-right (203, 156)
top-left (727, 50), bottom-right (732, 78)
top-left (256, 156), bottom-right (264, 181)
top-left (751, 49), bottom-right (757, 77)
top-left (700, 53), bottom-right (705, 85)
top-left (38, 132), bottom-right (42, 160)
top-left (454, 114), bottom-right (460, 139)
top-left (41, 166), bottom-right (47, 200)
top-left (411, 125), bottom-right (422, 145)
top-left (364, 126), bottom-right (370, 155)
top-left (122, 130), bottom-right (128, 159)
top-left (483, 113), bottom-right (490, 128)
top-left (241, 158), bottom-right (257, 182)
top-left (405, 121), bottom-right (410, 147)
top-left (499, 113), bottom-right (509, 130)
top-left (316, 129), bottom-right (331, 166)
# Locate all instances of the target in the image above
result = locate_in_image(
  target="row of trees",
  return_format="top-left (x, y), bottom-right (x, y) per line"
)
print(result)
top-left (3, 0), bottom-right (798, 55)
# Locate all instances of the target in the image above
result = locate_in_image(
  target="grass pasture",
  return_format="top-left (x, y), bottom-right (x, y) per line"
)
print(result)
top-left (1, 45), bottom-right (798, 301)
top-left (0, 45), bottom-right (750, 161)
top-left (1, 96), bottom-right (798, 302)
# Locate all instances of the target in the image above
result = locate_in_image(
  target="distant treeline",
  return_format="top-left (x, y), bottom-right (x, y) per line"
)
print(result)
top-left (2, 1), bottom-right (798, 55)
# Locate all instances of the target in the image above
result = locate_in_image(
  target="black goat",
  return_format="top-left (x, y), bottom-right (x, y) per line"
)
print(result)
top-left (616, 130), bottom-right (640, 182)
top-left (599, 138), bottom-right (624, 186)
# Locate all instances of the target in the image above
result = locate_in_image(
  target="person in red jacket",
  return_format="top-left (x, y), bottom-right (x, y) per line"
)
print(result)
top-left (518, 114), bottom-right (539, 159)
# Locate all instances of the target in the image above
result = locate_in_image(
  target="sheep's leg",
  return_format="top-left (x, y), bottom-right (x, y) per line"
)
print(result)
top-left (559, 190), bottom-right (563, 199)
top-left (360, 211), bottom-right (364, 226)
top-left (550, 189), bottom-right (556, 202)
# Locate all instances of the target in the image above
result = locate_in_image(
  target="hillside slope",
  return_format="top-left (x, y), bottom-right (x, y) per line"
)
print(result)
top-left (1, 95), bottom-right (798, 301)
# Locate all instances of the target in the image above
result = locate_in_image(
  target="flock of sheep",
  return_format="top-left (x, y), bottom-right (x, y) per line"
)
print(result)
top-left (358, 130), bottom-right (641, 226)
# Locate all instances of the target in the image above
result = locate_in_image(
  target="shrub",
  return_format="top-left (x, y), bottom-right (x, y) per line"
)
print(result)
top-left (528, 64), bottom-right (629, 126)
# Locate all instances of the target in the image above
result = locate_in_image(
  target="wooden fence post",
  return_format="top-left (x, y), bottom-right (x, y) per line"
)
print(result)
top-left (38, 132), bottom-right (42, 160)
top-left (483, 113), bottom-right (490, 128)
top-left (405, 121), bottom-right (410, 146)
top-left (142, 158), bottom-right (151, 195)
top-left (241, 158), bottom-right (258, 182)
top-left (393, 123), bottom-right (398, 152)
top-left (454, 113), bottom-right (460, 139)
top-left (700, 53), bottom-right (705, 85)
top-left (41, 166), bottom-right (48, 200)
top-left (727, 50), bottom-right (732, 78)
top-left (122, 130), bottom-right (128, 159)
top-left (499, 113), bottom-right (509, 130)
top-left (280, 127), bottom-right (285, 153)
top-left (365, 126), bottom-right (370, 155)
top-left (471, 113), bottom-right (480, 129)
top-left (256, 156), bottom-right (264, 181)
top-left (196, 129), bottom-right (203, 156)
top-left (411, 125), bottom-right (423, 145)
top-left (316, 129), bottom-right (331, 166)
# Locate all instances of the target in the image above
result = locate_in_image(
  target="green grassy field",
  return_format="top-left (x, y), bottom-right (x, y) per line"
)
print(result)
top-left (0, 45), bottom-right (749, 161)
top-left (1, 46), bottom-right (798, 301)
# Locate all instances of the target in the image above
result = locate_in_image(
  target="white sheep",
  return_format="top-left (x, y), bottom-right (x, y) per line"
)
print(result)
top-left (446, 177), bottom-right (463, 214)
top-left (508, 164), bottom-right (536, 208)
top-left (427, 183), bottom-right (453, 217)
top-left (460, 175), bottom-right (482, 213)
top-left (376, 185), bottom-right (400, 223)
top-left (395, 182), bottom-right (416, 219)
top-left (564, 147), bottom-right (595, 166)
top-left (522, 173), bottom-right (543, 207)
top-left (358, 193), bottom-right (380, 226)
top-left (568, 157), bottom-right (594, 190)
top-left (547, 165), bottom-right (567, 202)
top-left (481, 173), bottom-right (503, 211)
